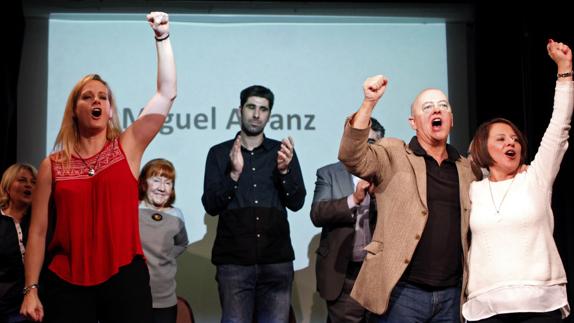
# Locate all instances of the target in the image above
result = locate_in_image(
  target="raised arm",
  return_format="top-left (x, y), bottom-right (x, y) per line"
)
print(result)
top-left (338, 75), bottom-right (389, 181)
top-left (529, 40), bottom-right (573, 186)
top-left (548, 39), bottom-right (573, 83)
top-left (20, 158), bottom-right (52, 322)
top-left (122, 11), bottom-right (177, 175)
top-left (352, 75), bottom-right (388, 129)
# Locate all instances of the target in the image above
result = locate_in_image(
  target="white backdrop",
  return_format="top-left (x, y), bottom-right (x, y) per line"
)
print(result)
top-left (46, 14), bottom-right (449, 321)
top-left (47, 15), bottom-right (448, 268)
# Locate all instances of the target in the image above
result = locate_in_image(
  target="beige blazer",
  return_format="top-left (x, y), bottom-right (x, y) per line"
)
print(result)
top-left (338, 120), bottom-right (477, 316)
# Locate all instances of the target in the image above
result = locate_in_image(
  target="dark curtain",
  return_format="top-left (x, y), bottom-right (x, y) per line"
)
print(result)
top-left (474, 2), bottom-right (574, 321)
top-left (0, 0), bottom-right (24, 173)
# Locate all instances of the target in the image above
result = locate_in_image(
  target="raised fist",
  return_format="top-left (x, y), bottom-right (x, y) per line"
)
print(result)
top-left (363, 75), bottom-right (388, 103)
top-left (147, 11), bottom-right (170, 38)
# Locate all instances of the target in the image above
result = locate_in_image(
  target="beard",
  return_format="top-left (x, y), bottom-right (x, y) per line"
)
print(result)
top-left (241, 119), bottom-right (265, 137)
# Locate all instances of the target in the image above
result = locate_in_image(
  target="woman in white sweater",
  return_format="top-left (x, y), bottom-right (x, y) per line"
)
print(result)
top-left (463, 39), bottom-right (573, 322)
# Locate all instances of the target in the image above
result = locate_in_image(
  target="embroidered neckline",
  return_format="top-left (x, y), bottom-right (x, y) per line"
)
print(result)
top-left (74, 143), bottom-right (106, 177)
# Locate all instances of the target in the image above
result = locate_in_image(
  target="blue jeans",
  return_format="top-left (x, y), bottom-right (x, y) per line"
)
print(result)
top-left (374, 281), bottom-right (461, 323)
top-left (216, 262), bottom-right (293, 323)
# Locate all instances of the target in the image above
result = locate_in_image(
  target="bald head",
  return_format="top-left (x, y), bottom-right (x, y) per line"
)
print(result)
top-left (408, 87), bottom-right (453, 146)
top-left (410, 88), bottom-right (449, 116)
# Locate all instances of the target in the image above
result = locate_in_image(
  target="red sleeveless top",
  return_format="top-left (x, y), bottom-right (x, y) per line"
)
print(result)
top-left (49, 138), bottom-right (143, 286)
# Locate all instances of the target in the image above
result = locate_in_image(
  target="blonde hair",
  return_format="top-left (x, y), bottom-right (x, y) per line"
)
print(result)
top-left (0, 163), bottom-right (38, 209)
top-left (53, 74), bottom-right (122, 163)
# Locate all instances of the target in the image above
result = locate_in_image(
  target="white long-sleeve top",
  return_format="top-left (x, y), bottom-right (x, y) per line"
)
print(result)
top-left (463, 81), bottom-right (574, 320)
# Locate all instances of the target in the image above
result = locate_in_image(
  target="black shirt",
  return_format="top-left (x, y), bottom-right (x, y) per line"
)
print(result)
top-left (0, 213), bottom-right (29, 317)
top-left (401, 136), bottom-right (462, 288)
top-left (202, 134), bottom-right (306, 265)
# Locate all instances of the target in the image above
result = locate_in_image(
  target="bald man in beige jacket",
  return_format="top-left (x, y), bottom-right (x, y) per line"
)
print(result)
top-left (338, 75), bottom-right (479, 322)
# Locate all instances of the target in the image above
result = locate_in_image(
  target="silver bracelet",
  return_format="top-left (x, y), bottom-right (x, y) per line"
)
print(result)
top-left (23, 283), bottom-right (39, 295)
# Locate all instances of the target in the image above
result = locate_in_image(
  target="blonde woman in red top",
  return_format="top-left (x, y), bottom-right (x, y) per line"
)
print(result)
top-left (20, 11), bottom-right (176, 323)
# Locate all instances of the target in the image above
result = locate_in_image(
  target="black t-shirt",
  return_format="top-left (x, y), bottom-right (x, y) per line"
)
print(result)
top-left (401, 137), bottom-right (462, 288)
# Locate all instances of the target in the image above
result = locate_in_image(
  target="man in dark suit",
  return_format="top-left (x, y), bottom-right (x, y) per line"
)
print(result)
top-left (311, 118), bottom-right (384, 323)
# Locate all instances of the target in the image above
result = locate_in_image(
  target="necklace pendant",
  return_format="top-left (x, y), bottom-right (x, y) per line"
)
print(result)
top-left (88, 168), bottom-right (95, 176)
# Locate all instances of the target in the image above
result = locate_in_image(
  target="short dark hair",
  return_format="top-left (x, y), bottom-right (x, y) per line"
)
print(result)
top-left (470, 118), bottom-right (527, 169)
top-left (240, 85), bottom-right (274, 110)
top-left (370, 117), bottom-right (385, 138)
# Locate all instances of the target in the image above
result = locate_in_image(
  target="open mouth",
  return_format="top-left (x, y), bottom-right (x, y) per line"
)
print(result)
top-left (23, 190), bottom-right (32, 196)
top-left (431, 118), bottom-right (442, 129)
top-left (91, 107), bottom-right (102, 118)
top-left (505, 150), bottom-right (516, 157)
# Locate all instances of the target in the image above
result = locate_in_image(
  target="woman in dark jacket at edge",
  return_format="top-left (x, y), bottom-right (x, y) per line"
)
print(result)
top-left (0, 163), bottom-right (37, 323)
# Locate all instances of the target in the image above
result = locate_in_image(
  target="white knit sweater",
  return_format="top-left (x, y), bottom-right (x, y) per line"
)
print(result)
top-left (463, 81), bottom-right (573, 320)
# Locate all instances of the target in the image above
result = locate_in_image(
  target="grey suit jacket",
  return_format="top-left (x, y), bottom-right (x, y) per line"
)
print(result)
top-left (339, 120), bottom-right (478, 316)
top-left (310, 161), bottom-right (373, 301)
